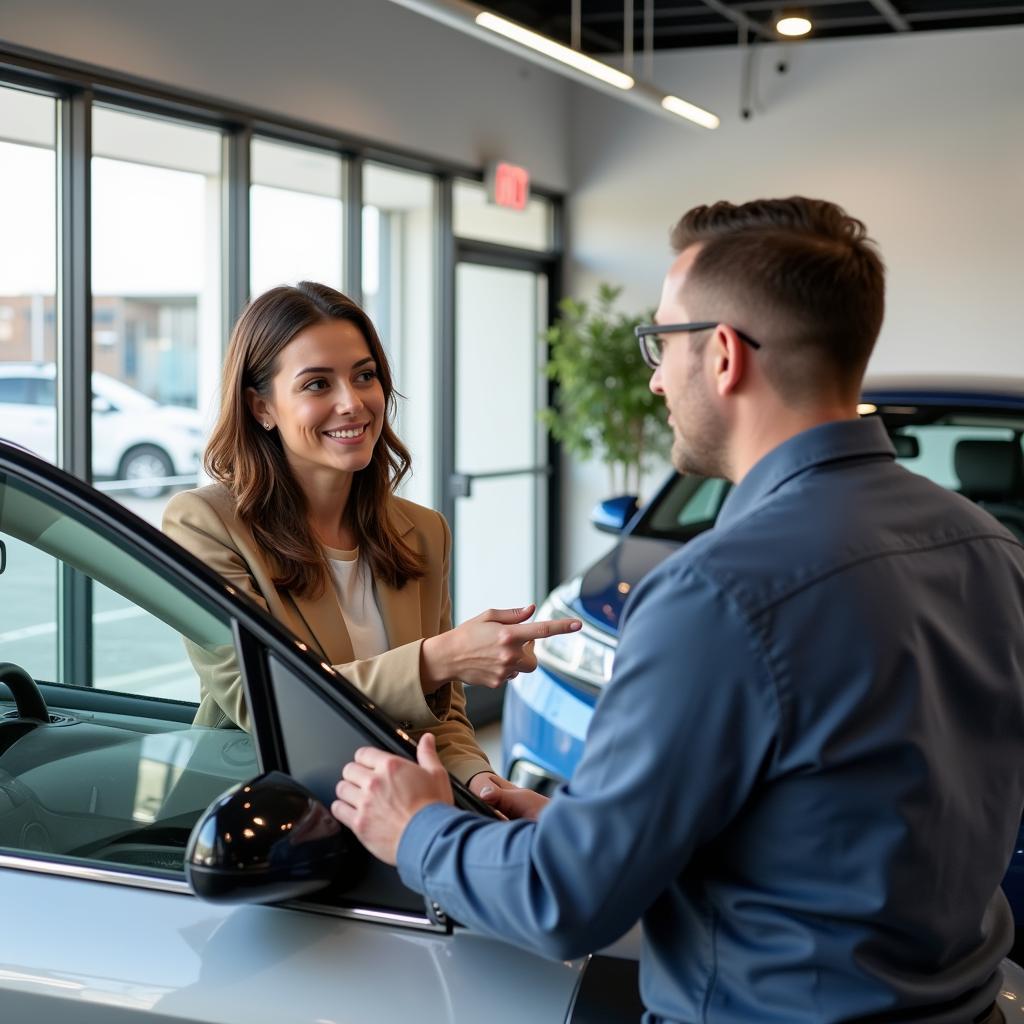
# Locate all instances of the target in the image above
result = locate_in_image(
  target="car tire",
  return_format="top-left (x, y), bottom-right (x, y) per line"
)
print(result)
top-left (118, 444), bottom-right (174, 499)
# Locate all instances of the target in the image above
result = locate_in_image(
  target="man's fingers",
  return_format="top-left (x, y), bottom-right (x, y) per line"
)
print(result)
top-left (353, 745), bottom-right (397, 770)
top-left (330, 799), bottom-right (355, 828)
top-left (507, 617), bottom-right (582, 642)
top-left (341, 761), bottom-right (374, 788)
top-left (417, 732), bottom-right (444, 774)
top-left (333, 779), bottom-right (361, 808)
top-left (484, 603), bottom-right (536, 625)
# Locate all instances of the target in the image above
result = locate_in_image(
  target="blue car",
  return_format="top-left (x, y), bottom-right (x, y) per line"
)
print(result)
top-left (502, 375), bottom-right (1024, 953)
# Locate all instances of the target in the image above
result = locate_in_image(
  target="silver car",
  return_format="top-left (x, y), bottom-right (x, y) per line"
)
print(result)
top-left (0, 439), bottom-right (1020, 1022)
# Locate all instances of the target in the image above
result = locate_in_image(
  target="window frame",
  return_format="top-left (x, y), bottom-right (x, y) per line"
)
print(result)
top-left (0, 45), bottom-right (564, 695)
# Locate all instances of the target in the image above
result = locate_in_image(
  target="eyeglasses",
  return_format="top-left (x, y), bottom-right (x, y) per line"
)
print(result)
top-left (634, 321), bottom-right (762, 370)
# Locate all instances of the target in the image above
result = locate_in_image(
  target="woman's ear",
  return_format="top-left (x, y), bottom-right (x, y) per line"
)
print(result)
top-left (245, 387), bottom-right (272, 430)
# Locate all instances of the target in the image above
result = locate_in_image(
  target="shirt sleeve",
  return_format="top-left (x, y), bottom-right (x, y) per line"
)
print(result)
top-left (396, 558), bottom-right (780, 960)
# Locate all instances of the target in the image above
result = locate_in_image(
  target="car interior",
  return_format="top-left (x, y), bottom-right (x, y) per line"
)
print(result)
top-left (0, 469), bottom-right (257, 876)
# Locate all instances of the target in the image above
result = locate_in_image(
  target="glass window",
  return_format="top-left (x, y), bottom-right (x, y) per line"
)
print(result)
top-left (362, 162), bottom-right (437, 508)
top-left (638, 475), bottom-right (731, 542)
top-left (0, 470), bottom-right (254, 877)
top-left (0, 86), bottom-right (57, 465)
top-left (91, 106), bottom-right (222, 520)
top-left (894, 423), bottom-right (1016, 490)
top-left (453, 177), bottom-right (553, 252)
top-left (250, 137), bottom-right (344, 296)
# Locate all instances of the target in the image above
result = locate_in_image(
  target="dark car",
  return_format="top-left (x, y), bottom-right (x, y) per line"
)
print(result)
top-left (502, 376), bottom-right (1024, 953)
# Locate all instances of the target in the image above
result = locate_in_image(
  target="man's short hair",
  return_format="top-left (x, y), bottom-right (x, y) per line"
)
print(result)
top-left (670, 198), bottom-right (885, 402)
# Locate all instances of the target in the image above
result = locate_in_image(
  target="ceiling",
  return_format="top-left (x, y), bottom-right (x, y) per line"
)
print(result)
top-left (482, 1), bottom-right (1024, 52)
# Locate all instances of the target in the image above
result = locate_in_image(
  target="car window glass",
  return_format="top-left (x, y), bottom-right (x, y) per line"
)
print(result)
top-left (267, 653), bottom-right (430, 913)
top-left (638, 475), bottom-right (732, 541)
top-left (893, 424), bottom-right (1015, 489)
top-left (0, 378), bottom-right (32, 404)
top-left (0, 469), bottom-right (256, 878)
top-left (33, 377), bottom-right (55, 406)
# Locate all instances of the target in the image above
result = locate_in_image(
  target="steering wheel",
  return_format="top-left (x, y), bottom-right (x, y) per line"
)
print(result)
top-left (0, 662), bottom-right (49, 722)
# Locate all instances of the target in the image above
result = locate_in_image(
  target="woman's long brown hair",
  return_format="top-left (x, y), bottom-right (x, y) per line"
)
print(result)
top-left (204, 282), bottom-right (425, 598)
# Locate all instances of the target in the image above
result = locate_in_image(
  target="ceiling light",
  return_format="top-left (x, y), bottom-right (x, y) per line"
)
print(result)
top-left (383, 0), bottom-right (719, 129)
top-left (476, 11), bottom-right (635, 90)
top-left (776, 12), bottom-right (812, 37)
top-left (661, 95), bottom-right (720, 130)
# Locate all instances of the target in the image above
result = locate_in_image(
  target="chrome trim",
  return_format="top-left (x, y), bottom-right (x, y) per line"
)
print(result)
top-left (563, 953), bottom-right (592, 1024)
top-left (0, 853), bottom-right (191, 894)
top-left (0, 852), bottom-right (446, 933)
top-left (0, 853), bottom-right (445, 933)
top-left (509, 759), bottom-right (562, 789)
top-left (286, 899), bottom-right (445, 933)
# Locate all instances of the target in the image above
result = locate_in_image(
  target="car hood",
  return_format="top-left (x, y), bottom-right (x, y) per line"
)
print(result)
top-left (577, 533), bottom-right (681, 633)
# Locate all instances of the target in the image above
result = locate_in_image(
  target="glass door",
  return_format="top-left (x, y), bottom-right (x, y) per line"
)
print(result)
top-left (451, 259), bottom-right (550, 720)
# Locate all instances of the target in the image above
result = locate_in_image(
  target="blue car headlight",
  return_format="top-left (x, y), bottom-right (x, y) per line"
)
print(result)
top-left (535, 578), bottom-right (616, 690)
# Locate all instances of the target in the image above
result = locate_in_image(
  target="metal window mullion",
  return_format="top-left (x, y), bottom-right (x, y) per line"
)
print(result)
top-left (223, 125), bottom-right (252, 332)
top-left (344, 154), bottom-right (363, 304)
top-left (437, 176), bottom-right (456, 529)
top-left (56, 87), bottom-right (93, 688)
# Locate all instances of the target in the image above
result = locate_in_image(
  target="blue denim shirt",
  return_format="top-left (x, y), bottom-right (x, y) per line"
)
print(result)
top-left (399, 417), bottom-right (1024, 1023)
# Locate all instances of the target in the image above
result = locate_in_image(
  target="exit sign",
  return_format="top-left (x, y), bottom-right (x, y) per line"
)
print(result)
top-left (486, 162), bottom-right (530, 211)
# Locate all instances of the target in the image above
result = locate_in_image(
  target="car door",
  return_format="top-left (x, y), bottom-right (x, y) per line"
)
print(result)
top-left (0, 441), bottom-right (587, 1024)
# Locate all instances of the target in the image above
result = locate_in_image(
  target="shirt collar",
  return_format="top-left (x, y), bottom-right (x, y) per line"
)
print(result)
top-left (717, 416), bottom-right (896, 529)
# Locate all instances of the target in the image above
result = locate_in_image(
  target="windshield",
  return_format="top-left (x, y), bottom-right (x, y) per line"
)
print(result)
top-left (632, 406), bottom-right (1024, 543)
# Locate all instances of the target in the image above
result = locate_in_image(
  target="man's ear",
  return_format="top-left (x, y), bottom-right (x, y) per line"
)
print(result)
top-left (711, 325), bottom-right (748, 397)
top-left (245, 387), bottom-right (271, 428)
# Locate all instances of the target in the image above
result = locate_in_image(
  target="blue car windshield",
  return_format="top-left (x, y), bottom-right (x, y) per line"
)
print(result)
top-left (632, 407), bottom-right (1024, 543)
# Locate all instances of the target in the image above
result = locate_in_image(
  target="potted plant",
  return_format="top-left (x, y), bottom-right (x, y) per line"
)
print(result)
top-left (541, 283), bottom-right (671, 501)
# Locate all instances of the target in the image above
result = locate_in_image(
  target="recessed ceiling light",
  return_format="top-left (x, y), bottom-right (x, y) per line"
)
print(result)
top-left (776, 12), bottom-right (813, 37)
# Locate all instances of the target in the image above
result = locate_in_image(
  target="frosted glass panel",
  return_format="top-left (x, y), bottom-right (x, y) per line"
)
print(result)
top-left (455, 263), bottom-right (540, 474)
top-left (454, 475), bottom-right (536, 624)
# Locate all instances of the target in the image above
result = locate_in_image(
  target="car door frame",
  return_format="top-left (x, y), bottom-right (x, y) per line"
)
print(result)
top-left (0, 438), bottom-right (492, 932)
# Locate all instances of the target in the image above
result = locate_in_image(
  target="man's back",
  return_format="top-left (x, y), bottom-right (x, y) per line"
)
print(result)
top-left (634, 417), bottom-right (1024, 1021)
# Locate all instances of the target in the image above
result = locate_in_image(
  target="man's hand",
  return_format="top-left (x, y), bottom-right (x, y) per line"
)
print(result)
top-left (331, 733), bottom-right (453, 865)
top-left (477, 780), bottom-right (550, 821)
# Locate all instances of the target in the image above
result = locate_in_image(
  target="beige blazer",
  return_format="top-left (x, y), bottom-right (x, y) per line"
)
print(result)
top-left (162, 484), bottom-right (491, 784)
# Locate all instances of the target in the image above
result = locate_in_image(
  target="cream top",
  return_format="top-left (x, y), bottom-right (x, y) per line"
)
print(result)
top-left (324, 546), bottom-right (390, 660)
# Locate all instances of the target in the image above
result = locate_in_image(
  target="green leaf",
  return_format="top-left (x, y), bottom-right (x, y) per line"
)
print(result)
top-left (540, 282), bottom-right (671, 480)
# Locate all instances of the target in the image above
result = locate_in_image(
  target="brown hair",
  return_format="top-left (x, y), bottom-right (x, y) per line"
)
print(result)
top-left (670, 197), bottom-right (885, 401)
top-left (205, 282), bottom-right (425, 598)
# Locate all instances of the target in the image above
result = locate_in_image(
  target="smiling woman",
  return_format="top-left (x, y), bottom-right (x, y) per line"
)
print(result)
top-left (162, 283), bottom-right (580, 795)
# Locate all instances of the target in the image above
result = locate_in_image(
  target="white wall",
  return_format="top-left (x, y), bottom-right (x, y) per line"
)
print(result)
top-left (563, 25), bottom-right (1024, 577)
top-left (0, 0), bottom-right (570, 190)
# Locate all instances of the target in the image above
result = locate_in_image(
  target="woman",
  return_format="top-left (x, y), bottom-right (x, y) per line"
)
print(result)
top-left (164, 282), bottom-right (579, 792)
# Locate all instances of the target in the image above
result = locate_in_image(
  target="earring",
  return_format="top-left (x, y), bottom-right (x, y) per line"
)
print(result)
top-left (263, 422), bottom-right (272, 430)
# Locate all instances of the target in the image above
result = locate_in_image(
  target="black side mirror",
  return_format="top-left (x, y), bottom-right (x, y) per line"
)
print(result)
top-left (186, 771), bottom-right (365, 904)
top-left (590, 495), bottom-right (639, 534)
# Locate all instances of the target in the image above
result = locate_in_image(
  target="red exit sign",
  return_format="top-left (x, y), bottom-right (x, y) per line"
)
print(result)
top-left (486, 161), bottom-right (530, 211)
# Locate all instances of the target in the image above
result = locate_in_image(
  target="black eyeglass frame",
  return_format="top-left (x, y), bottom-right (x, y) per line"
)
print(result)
top-left (634, 321), bottom-right (762, 369)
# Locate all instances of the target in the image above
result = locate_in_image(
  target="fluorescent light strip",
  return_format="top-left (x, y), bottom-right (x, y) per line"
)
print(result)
top-left (661, 95), bottom-right (720, 130)
top-left (476, 11), bottom-right (635, 91)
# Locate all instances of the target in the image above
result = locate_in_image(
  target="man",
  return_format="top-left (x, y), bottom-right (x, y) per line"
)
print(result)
top-left (332, 197), bottom-right (1024, 1023)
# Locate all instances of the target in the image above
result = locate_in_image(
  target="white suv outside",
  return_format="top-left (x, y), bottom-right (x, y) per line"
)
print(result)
top-left (0, 361), bottom-right (203, 497)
